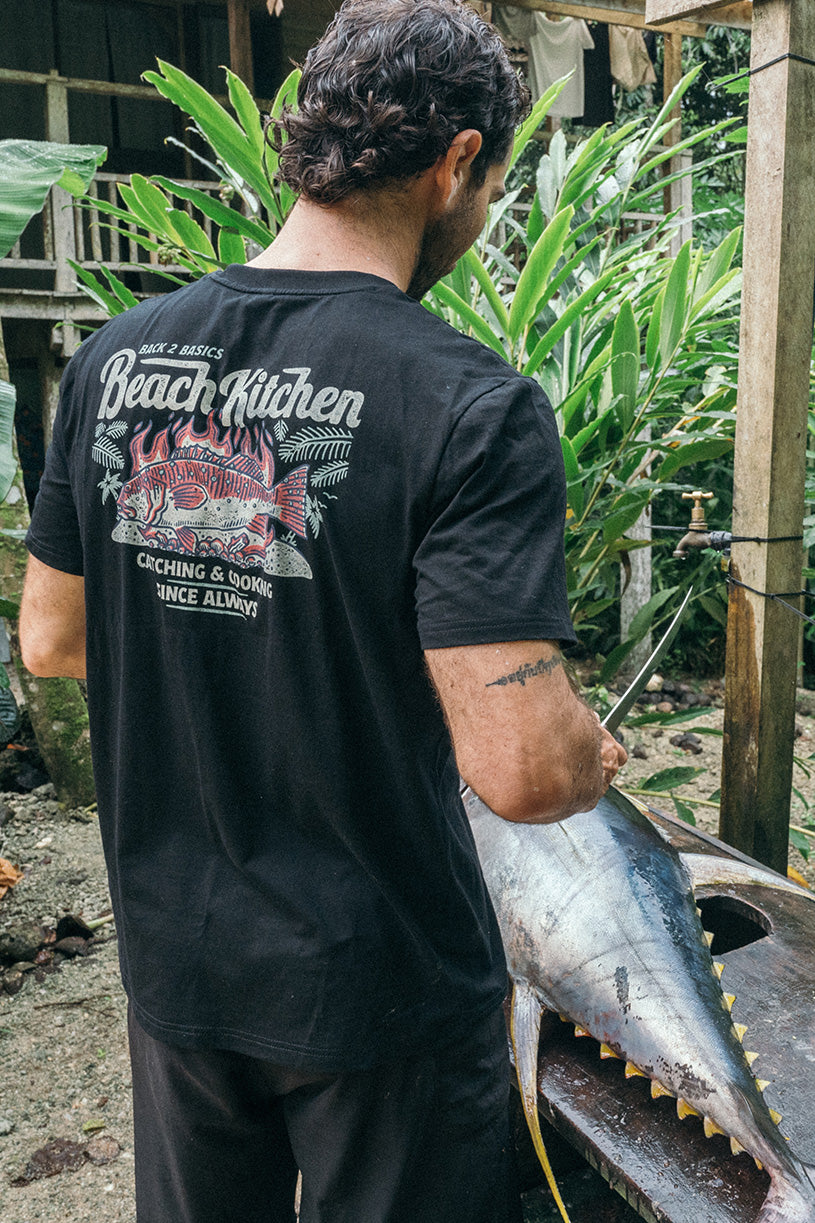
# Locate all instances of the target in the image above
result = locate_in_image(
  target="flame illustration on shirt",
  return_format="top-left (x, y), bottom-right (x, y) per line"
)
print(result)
top-left (111, 416), bottom-right (312, 578)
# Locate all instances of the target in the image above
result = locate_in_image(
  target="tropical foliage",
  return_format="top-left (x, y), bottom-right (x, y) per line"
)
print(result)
top-left (0, 139), bottom-right (106, 503)
top-left (70, 60), bottom-right (299, 315)
top-left (427, 75), bottom-right (742, 672)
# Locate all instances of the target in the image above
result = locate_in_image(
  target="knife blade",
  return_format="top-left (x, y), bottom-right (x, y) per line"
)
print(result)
top-left (602, 586), bottom-right (695, 735)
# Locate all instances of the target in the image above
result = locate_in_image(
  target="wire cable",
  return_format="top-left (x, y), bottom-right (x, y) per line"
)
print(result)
top-left (721, 53), bottom-right (815, 88)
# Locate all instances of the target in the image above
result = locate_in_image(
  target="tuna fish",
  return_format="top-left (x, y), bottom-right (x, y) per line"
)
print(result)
top-left (465, 784), bottom-right (815, 1223)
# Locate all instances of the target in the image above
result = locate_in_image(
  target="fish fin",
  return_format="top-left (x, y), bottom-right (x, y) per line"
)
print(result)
top-left (723, 994), bottom-right (736, 1011)
top-left (170, 482), bottom-right (208, 510)
top-left (681, 851), bottom-right (815, 903)
top-left (599, 1044), bottom-right (619, 1060)
top-left (703, 929), bottom-right (714, 947)
top-left (573, 1025), bottom-right (590, 1038)
top-left (510, 982), bottom-right (573, 1223)
top-left (756, 1164), bottom-right (815, 1223)
top-left (624, 1062), bottom-right (646, 1079)
top-left (745, 1050), bottom-right (759, 1066)
top-left (755, 1079), bottom-right (770, 1093)
top-left (734, 1022), bottom-right (748, 1042)
top-left (730, 1136), bottom-right (746, 1156)
top-left (175, 527), bottom-right (197, 552)
top-left (227, 452), bottom-right (266, 478)
top-left (703, 1116), bottom-right (725, 1138)
top-left (272, 464), bottom-right (309, 538)
top-left (677, 1098), bottom-right (699, 1120)
top-left (247, 513), bottom-right (270, 537)
top-left (650, 1080), bottom-right (674, 1100)
top-left (769, 1108), bottom-right (783, 1125)
top-left (712, 961), bottom-right (725, 979)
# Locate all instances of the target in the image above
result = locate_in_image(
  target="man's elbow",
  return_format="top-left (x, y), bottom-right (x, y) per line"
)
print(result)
top-left (463, 758), bottom-right (603, 826)
top-left (20, 638), bottom-right (60, 677)
top-left (19, 627), bottom-right (83, 680)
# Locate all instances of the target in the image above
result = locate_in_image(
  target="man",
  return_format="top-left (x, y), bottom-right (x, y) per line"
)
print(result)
top-left (20, 1), bottom-right (626, 1220)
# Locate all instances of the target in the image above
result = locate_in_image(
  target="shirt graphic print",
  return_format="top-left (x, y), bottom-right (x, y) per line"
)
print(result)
top-left (90, 342), bottom-right (365, 618)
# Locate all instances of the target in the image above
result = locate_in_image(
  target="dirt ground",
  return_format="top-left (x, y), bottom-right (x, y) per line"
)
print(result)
top-left (2, 676), bottom-right (814, 1223)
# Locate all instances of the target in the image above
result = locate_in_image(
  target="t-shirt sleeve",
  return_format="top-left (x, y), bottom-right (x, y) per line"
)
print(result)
top-left (25, 379), bottom-right (84, 576)
top-left (414, 376), bottom-right (576, 650)
top-left (579, 19), bottom-right (595, 51)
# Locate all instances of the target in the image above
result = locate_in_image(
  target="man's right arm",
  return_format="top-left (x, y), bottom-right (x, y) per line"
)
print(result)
top-left (19, 555), bottom-right (87, 680)
top-left (425, 638), bottom-right (626, 824)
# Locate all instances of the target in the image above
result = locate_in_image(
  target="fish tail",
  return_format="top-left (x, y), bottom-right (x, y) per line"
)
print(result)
top-left (271, 464), bottom-right (309, 538)
top-left (758, 1163), bottom-right (815, 1223)
top-left (510, 982), bottom-right (573, 1223)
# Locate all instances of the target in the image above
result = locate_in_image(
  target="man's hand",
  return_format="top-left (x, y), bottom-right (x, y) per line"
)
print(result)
top-left (599, 720), bottom-right (627, 791)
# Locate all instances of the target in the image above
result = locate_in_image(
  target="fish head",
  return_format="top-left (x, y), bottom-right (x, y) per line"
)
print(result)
top-left (117, 477), bottom-right (151, 523)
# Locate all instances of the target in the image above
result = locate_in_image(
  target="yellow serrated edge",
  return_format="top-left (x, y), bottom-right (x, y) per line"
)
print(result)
top-left (651, 1080), bottom-right (674, 1100)
top-left (769, 1108), bottom-right (783, 1126)
top-left (755, 1079), bottom-right (770, 1093)
top-left (703, 930), bottom-right (714, 947)
top-left (755, 1158), bottom-right (763, 1171)
top-left (625, 1062), bottom-right (646, 1079)
top-left (713, 961), bottom-right (725, 979)
top-left (600, 1043), bottom-right (619, 1060)
top-left (704, 1116), bottom-right (725, 1138)
top-left (734, 1022), bottom-right (748, 1043)
top-left (723, 994), bottom-right (736, 1012)
top-left (574, 1025), bottom-right (590, 1038)
top-left (677, 1098), bottom-right (699, 1120)
top-left (730, 1137), bottom-right (746, 1156)
top-left (744, 1050), bottom-right (759, 1066)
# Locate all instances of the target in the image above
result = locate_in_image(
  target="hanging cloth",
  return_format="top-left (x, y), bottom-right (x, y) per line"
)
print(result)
top-left (491, 5), bottom-right (538, 48)
top-left (608, 26), bottom-right (658, 92)
top-left (526, 15), bottom-right (594, 116)
top-left (577, 22), bottom-right (614, 127)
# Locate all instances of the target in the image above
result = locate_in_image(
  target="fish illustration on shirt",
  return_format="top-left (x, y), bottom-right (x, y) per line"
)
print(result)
top-left (111, 423), bottom-right (312, 578)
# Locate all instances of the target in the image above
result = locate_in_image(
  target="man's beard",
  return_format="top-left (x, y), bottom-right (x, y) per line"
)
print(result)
top-left (406, 187), bottom-right (481, 301)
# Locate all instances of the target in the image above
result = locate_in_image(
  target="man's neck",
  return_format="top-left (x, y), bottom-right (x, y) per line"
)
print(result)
top-left (247, 193), bottom-right (425, 294)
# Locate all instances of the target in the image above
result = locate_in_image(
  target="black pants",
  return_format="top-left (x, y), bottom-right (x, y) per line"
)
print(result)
top-left (128, 1005), bottom-right (523, 1223)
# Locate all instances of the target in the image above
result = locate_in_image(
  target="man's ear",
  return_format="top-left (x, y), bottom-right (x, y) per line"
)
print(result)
top-left (433, 129), bottom-right (483, 209)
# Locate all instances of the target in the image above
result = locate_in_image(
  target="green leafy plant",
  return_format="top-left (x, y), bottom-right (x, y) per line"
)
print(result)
top-left (0, 140), bottom-right (106, 502)
top-left (72, 62), bottom-right (299, 312)
top-left (426, 74), bottom-right (742, 669)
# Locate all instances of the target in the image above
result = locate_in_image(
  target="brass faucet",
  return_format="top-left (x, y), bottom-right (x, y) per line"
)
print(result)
top-left (673, 491), bottom-right (714, 558)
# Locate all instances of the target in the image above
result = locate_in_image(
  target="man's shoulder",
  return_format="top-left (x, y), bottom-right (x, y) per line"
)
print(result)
top-left (391, 297), bottom-right (541, 396)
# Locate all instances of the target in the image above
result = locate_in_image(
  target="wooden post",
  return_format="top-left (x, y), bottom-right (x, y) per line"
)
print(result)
top-left (45, 72), bottom-right (77, 303)
top-left (228, 0), bottom-right (255, 94)
top-left (720, 0), bottom-right (815, 871)
top-left (661, 32), bottom-right (687, 256)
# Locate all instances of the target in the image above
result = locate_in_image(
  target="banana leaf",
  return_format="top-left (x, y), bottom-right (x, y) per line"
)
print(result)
top-left (0, 139), bottom-right (106, 259)
top-left (0, 378), bottom-right (16, 502)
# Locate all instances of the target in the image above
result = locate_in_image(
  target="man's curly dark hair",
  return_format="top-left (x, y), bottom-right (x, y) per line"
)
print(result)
top-left (274, 0), bottom-right (529, 204)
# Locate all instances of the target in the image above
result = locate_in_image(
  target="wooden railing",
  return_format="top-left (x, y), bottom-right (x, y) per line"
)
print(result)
top-left (2, 155), bottom-right (689, 298)
top-left (3, 172), bottom-right (249, 292)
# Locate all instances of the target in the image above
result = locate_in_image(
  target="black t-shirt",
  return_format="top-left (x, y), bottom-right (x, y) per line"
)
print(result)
top-left (27, 266), bottom-right (575, 1069)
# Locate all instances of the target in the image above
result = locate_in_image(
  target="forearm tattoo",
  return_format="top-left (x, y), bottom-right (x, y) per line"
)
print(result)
top-left (485, 655), bottom-right (563, 688)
